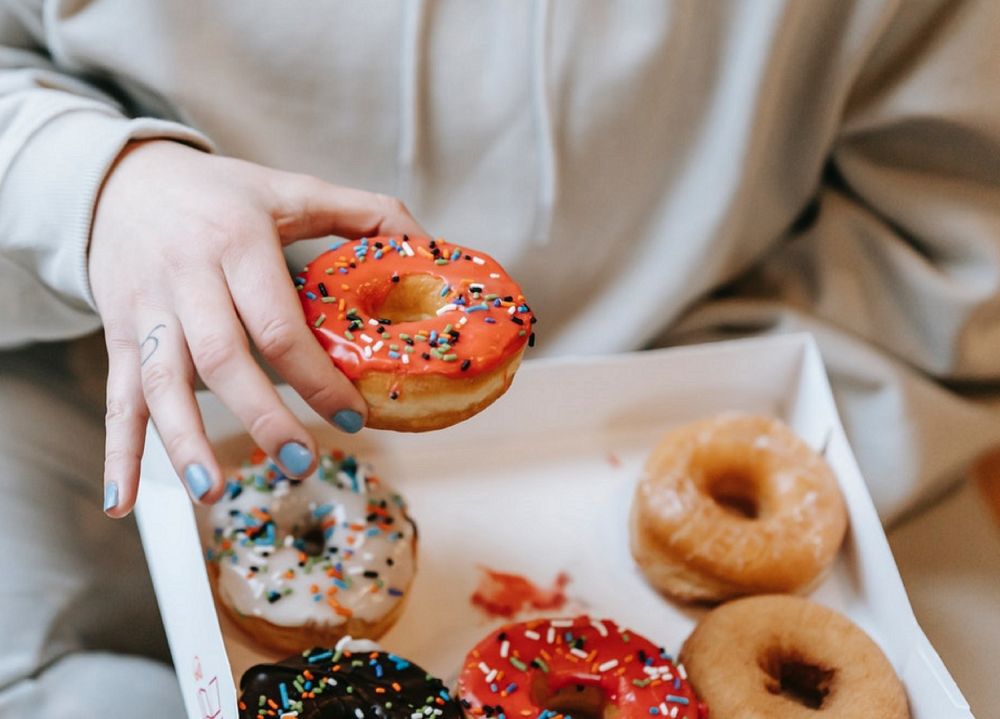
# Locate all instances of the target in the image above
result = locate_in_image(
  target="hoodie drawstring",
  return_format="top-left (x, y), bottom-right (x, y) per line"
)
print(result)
top-left (530, 0), bottom-right (558, 245)
top-left (398, 0), bottom-right (426, 201)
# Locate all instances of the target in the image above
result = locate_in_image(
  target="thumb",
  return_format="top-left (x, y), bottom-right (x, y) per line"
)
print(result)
top-left (267, 172), bottom-right (426, 243)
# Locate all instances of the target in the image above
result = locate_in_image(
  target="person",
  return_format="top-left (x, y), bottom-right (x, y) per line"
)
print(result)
top-left (2, 1), bottom-right (998, 715)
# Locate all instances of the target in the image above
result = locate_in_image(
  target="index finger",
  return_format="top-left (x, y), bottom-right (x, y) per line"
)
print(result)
top-left (267, 174), bottom-right (426, 243)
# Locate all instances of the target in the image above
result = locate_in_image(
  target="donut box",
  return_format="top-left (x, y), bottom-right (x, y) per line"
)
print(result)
top-left (135, 333), bottom-right (971, 719)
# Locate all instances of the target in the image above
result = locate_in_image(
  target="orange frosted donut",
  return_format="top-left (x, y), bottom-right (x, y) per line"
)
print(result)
top-left (297, 236), bottom-right (535, 431)
top-left (458, 616), bottom-right (707, 719)
top-left (680, 595), bottom-right (910, 718)
top-left (630, 413), bottom-right (847, 603)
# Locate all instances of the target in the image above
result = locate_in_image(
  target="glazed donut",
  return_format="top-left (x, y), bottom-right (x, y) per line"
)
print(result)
top-left (630, 412), bottom-right (847, 603)
top-left (202, 447), bottom-right (417, 654)
top-left (297, 235), bottom-right (536, 431)
top-left (457, 616), bottom-right (707, 719)
top-left (680, 595), bottom-right (909, 718)
top-left (239, 640), bottom-right (463, 719)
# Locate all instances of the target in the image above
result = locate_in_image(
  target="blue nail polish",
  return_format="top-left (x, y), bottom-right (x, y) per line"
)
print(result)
top-left (332, 409), bottom-right (364, 434)
top-left (279, 442), bottom-right (313, 476)
top-left (103, 482), bottom-right (119, 512)
top-left (184, 464), bottom-right (213, 500)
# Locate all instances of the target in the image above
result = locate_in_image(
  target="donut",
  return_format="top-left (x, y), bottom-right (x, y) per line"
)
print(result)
top-left (296, 235), bottom-right (536, 432)
top-left (971, 445), bottom-right (1000, 527)
top-left (202, 447), bottom-right (417, 653)
top-left (680, 595), bottom-right (910, 718)
top-left (239, 641), bottom-right (463, 719)
top-left (630, 412), bottom-right (847, 602)
top-left (457, 616), bottom-right (707, 719)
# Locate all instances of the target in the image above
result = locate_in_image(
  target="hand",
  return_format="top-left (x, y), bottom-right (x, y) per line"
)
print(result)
top-left (89, 140), bottom-right (424, 517)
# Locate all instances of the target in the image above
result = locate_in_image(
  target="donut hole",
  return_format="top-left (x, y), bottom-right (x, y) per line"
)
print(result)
top-left (295, 524), bottom-right (328, 558)
top-left (530, 676), bottom-right (607, 719)
top-left (367, 274), bottom-right (448, 323)
top-left (761, 650), bottom-right (835, 710)
top-left (706, 466), bottom-right (761, 519)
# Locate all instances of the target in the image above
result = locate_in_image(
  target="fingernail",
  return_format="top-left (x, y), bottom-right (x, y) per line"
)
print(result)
top-left (103, 482), bottom-right (119, 513)
top-left (184, 463), bottom-right (213, 500)
top-left (278, 442), bottom-right (313, 476)
top-left (332, 409), bottom-right (364, 434)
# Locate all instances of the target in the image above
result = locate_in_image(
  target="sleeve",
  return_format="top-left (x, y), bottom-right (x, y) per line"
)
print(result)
top-left (0, 0), bottom-right (213, 348)
top-left (662, 0), bottom-right (1000, 524)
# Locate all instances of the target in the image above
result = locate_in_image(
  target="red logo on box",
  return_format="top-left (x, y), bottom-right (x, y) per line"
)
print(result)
top-left (192, 655), bottom-right (223, 718)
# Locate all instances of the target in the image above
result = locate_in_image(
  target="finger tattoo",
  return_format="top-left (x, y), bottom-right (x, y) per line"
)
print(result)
top-left (140, 323), bottom-right (167, 366)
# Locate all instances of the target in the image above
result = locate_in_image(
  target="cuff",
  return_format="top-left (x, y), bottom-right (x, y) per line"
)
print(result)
top-left (2, 107), bottom-right (214, 313)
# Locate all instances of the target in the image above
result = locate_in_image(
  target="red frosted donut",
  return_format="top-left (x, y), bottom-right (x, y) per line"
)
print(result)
top-left (297, 236), bottom-right (535, 431)
top-left (458, 616), bottom-right (707, 719)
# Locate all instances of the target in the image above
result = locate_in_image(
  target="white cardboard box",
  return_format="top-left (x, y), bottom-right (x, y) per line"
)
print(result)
top-left (136, 333), bottom-right (972, 718)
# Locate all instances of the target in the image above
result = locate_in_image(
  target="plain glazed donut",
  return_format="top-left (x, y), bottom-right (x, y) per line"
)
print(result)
top-left (680, 595), bottom-right (909, 718)
top-left (239, 642), bottom-right (463, 719)
top-left (457, 616), bottom-right (707, 719)
top-left (202, 447), bottom-right (417, 654)
top-left (297, 236), bottom-right (536, 431)
top-left (630, 413), bottom-right (847, 603)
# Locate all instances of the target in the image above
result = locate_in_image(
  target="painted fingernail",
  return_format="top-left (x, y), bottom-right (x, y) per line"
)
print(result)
top-left (332, 409), bottom-right (364, 434)
top-left (184, 463), bottom-right (213, 500)
top-left (278, 442), bottom-right (313, 476)
top-left (103, 482), bottom-right (119, 513)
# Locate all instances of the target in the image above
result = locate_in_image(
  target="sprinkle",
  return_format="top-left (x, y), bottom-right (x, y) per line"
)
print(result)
top-left (472, 256), bottom-right (486, 265)
top-left (666, 696), bottom-right (689, 706)
top-left (509, 657), bottom-right (528, 671)
top-left (313, 314), bottom-right (326, 327)
top-left (598, 659), bottom-right (619, 672)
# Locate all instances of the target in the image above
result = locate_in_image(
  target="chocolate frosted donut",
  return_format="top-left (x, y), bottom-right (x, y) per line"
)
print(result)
top-left (239, 645), bottom-right (462, 719)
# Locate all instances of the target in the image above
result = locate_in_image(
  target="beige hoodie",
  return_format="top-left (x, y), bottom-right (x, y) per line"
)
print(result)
top-left (1, 0), bottom-right (1000, 523)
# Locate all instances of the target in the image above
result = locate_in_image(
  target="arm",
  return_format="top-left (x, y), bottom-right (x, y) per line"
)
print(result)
top-left (0, 0), bottom-right (212, 347)
top-left (0, 3), bottom-right (425, 518)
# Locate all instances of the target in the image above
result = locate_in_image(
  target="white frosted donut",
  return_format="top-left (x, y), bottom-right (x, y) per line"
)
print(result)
top-left (202, 447), bottom-right (416, 653)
